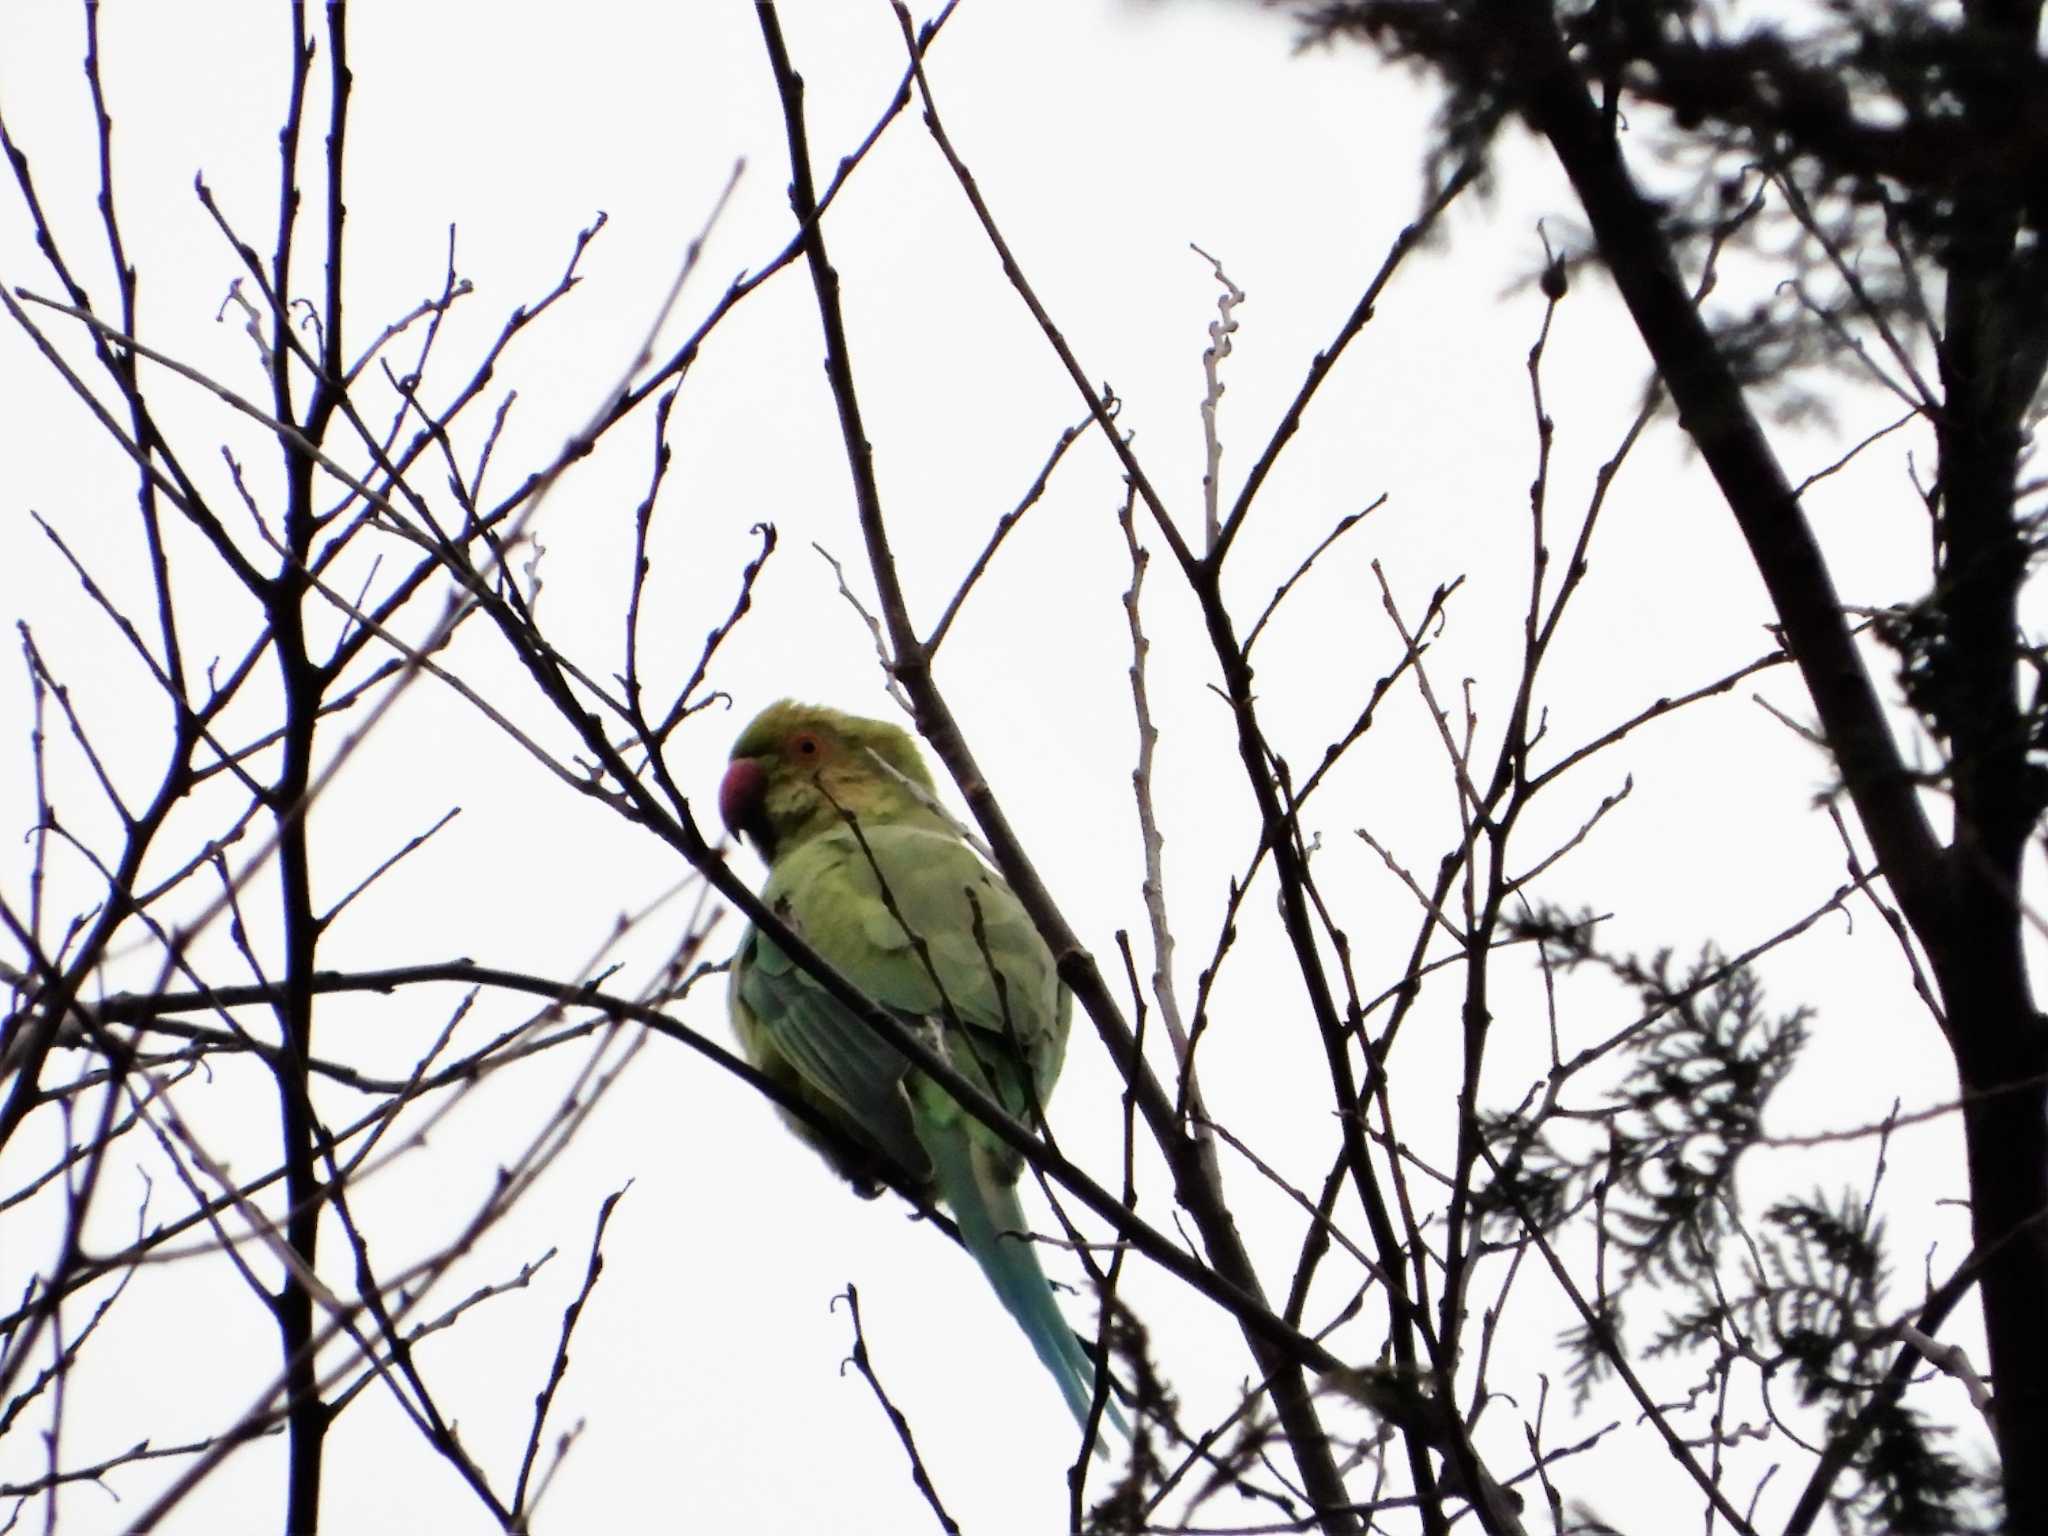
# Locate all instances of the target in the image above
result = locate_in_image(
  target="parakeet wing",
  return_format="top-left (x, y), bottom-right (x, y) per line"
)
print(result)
top-left (733, 821), bottom-right (1068, 1176)
top-left (732, 924), bottom-right (929, 1183)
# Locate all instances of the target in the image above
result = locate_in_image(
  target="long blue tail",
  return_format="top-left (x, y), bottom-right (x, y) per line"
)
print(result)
top-left (921, 1126), bottom-right (1126, 1446)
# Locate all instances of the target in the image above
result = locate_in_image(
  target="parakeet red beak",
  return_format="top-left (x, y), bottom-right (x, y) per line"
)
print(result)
top-left (719, 757), bottom-right (774, 858)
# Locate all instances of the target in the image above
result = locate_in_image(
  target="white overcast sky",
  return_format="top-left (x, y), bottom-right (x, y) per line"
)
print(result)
top-left (0, 3), bottom-right (1994, 1533)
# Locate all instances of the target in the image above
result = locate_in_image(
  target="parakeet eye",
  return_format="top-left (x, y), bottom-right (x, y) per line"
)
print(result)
top-left (790, 731), bottom-right (823, 760)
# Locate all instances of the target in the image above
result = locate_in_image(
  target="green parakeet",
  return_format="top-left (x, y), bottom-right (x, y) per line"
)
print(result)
top-left (720, 700), bottom-right (1111, 1435)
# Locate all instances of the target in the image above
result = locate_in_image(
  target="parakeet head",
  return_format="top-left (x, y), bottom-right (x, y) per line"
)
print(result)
top-left (719, 700), bottom-right (944, 863)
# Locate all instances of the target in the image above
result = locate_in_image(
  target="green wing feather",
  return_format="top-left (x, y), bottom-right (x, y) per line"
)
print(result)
top-left (733, 823), bottom-right (1067, 1157)
top-left (730, 821), bottom-right (1115, 1435)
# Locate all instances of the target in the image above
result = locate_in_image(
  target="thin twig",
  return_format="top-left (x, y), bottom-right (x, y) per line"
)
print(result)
top-left (837, 1285), bottom-right (961, 1535)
